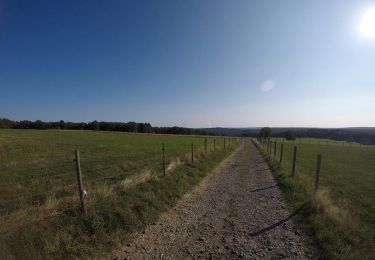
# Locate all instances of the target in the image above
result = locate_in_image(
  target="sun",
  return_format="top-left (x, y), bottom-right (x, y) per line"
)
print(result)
top-left (360, 8), bottom-right (375, 38)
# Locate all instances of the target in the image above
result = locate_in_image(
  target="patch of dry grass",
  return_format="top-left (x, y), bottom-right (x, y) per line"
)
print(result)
top-left (166, 158), bottom-right (182, 172)
top-left (254, 139), bottom-right (375, 259)
top-left (312, 189), bottom-right (354, 227)
top-left (0, 197), bottom-right (63, 236)
top-left (119, 168), bottom-right (153, 189)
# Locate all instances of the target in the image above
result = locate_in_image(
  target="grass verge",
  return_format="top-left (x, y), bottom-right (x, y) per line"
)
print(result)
top-left (253, 140), bottom-right (375, 259)
top-left (0, 140), bottom-right (240, 259)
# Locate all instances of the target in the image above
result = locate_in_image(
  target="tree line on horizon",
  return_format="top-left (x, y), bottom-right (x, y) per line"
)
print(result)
top-left (0, 118), bottom-right (212, 136)
top-left (1, 118), bottom-right (375, 144)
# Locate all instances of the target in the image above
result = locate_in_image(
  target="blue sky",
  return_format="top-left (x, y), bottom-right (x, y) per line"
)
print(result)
top-left (1, 0), bottom-right (375, 128)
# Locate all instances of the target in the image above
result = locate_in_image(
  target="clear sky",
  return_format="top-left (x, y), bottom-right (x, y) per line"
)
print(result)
top-left (1, 0), bottom-right (375, 128)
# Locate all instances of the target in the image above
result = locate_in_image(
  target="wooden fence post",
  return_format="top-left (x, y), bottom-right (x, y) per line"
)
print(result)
top-left (214, 139), bottom-right (216, 151)
top-left (280, 143), bottom-right (284, 163)
top-left (229, 138), bottom-right (231, 146)
top-left (224, 138), bottom-right (226, 150)
top-left (75, 150), bottom-right (87, 214)
top-left (191, 143), bottom-right (194, 164)
top-left (314, 154), bottom-right (322, 193)
top-left (274, 141), bottom-right (277, 157)
top-left (292, 146), bottom-right (297, 177)
top-left (162, 143), bottom-right (166, 176)
top-left (205, 137), bottom-right (208, 154)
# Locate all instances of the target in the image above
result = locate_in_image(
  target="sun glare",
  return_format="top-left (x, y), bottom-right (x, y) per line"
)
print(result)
top-left (360, 8), bottom-right (375, 38)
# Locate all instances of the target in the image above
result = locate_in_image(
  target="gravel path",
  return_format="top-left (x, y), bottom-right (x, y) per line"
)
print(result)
top-left (113, 141), bottom-right (315, 259)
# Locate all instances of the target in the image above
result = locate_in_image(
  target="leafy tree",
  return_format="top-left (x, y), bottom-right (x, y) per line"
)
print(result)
top-left (34, 120), bottom-right (47, 129)
top-left (284, 130), bottom-right (296, 140)
top-left (86, 121), bottom-right (100, 130)
top-left (259, 127), bottom-right (272, 138)
top-left (127, 122), bottom-right (138, 132)
top-left (0, 118), bottom-right (15, 128)
top-left (59, 120), bottom-right (66, 129)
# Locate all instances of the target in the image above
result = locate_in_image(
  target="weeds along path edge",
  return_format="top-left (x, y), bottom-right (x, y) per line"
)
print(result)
top-left (252, 139), bottom-right (375, 259)
top-left (0, 139), bottom-right (242, 259)
top-left (112, 140), bottom-right (314, 259)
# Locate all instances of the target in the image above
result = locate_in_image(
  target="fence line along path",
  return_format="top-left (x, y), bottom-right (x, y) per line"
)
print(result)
top-left (112, 141), bottom-right (315, 259)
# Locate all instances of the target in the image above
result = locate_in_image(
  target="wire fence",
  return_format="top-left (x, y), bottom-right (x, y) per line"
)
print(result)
top-left (261, 137), bottom-right (374, 148)
top-left (0, 136), bottom-right (240, 217)
top-left (254, 136), bottom-right (375, 235)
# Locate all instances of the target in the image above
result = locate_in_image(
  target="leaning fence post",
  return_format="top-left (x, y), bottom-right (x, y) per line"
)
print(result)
top-left (273, 141), bottom-right (277, 157)
top-left (162, 143), bottom-right (166, 176)
top-left (191, 143), bottom-right (194, 164)
top-left (292, 146), bottom-right (297, 176)
top-left (75, 150), bottom-right (87, 214)
top-left (269, 141), bottom-right (272, 155)
top-left (280, 143), bottom-right (284, 163)
top-left (314, 154), bottom-right (322, 194)
top-left (269, 139), bottom-right (272, 153)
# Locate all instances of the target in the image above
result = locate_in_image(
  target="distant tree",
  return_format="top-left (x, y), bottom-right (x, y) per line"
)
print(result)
top-left (0, 118), bottom-right (15, 128)
top-left (127, 122), bottom-right (138, 132)
top-left (259, 127), bottom-right (272, 138)
top-left (16, 120), bottom-right (33, 129)
top-left (86, 120), bottom-right (100, 130)
top-left (59, 120), bottom-right (66, 129)
top-left (138, 123), bottom-right (152, 133)
top-left (284, 130), bottom-right (296, 140)
top-left (34, 120), bottom-right (47, 129)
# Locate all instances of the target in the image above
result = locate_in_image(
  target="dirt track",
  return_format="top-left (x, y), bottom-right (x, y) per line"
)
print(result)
top-left (113, 141), bottom-right (315, 259)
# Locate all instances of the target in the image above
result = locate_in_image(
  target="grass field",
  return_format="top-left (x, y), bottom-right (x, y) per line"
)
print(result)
top-left (256, 138), bottom-right (375, 259)
top-left (0, 129), bottom-right (240, 259)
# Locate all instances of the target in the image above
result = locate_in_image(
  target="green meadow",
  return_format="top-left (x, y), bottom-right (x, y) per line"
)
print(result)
top-left (0, 129), bottom-right (239, 259)
top-left (256, 138), bottom-right (375, 259)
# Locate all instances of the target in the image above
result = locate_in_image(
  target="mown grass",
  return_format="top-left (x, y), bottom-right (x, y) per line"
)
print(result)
top-left (254, 138), bottom-right (375, 259)
top-left (0, 129), bottom-right (240, 259)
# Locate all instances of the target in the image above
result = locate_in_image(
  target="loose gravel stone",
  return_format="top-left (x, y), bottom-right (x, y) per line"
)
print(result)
top-left (112, 141), bottom-right (316, 259)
